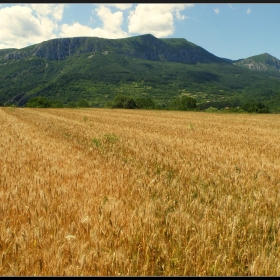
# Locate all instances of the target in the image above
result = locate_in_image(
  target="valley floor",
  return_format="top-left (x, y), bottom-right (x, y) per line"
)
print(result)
top-left (1, 107), bottom-right (280, 275)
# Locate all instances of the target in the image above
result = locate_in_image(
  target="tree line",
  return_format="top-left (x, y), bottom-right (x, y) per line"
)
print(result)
top-left (24, 97), bottom-right (91, 108)
top-left (0, 95), bottom-right (271, 113)
top-left (23, 95), bottom-right (198, 111)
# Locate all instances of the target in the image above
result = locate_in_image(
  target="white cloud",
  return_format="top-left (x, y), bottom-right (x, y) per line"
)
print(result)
top-left (105, 4), bottom-right (133, 10)
top-left (59, 22), bottom-right (97, 37)
top-left (214, 8), bottom-right (220, 14)
top-left (128, 4), bottom-right (194, 38)
top-left (227, 4), bottom-right (235, 10)
top-left (59, 22), bottom-right (128, 39)
top-left (95, 5), bottom-right (124, 33)
top-left (29, 4), bottom-right (65, 21)
top-left (59, 5), bottom-right (128, 39)
top-left (0, 5), bottom-right (64, 49)
top-left (246, 8), bottom-right (251, 14)
top-left (175, 9), bottom-right (186, 20)
top-left (0, 3), bottom-right (195, 49)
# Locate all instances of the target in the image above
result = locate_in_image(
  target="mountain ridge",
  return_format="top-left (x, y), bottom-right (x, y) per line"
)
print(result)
top-left (1, 34), bottom-right (280, 111)
top-left (2, 34), bottom-right (279, 65)
top-left (2, 34), bottom-right (226, 64)
top-left (233, 53), bottom-right (280, 77)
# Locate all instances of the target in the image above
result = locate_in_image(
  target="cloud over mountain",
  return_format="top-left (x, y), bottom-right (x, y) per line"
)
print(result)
top-left (0, 4), bottom-right (65, 49)
top-left (128, 4), bottom-right (193, 37)
top-left (0, 4), bottom-right (194, 49)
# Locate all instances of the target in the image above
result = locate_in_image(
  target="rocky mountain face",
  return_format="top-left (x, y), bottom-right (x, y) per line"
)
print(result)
top-left (234, 53), bottom-right (280, 72)
top-left (2, 34), bottom-right (280, 111)
top-left (2, 34), bottom-right (224, 64)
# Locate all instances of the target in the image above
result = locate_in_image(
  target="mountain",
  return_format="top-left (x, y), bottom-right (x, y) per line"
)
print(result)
top-left (234, 53), bottom-right (280, 77)
top-left (1, 34), bottom-right (280, 111)
top-left (3, 34), bottom-right (225, 64)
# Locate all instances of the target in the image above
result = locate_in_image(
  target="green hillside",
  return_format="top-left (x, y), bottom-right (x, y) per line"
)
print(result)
top-left (234, 53), bottom-right (280, 78)
top-left (1, 34), bottom-right (280, 112)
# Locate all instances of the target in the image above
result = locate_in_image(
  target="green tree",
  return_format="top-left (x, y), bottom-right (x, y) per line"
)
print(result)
top-left (26, 97), bottom-right (52, 108)
top-left (50, 100), bottom-right (64, 108)
top-left (111, 95), bottom-right (127, 108)
top-left (66, 101), bottom-right (77, 108)
top-left (5, 102), bottom-right (13, 107)
top-left (180, 96), bottom-right (197, 110)
top-left (136, 97), bottom-right (156, 109)
top-left (111, 95), bottom-right (137, 109)
top-left (241, 102), bottom-right (270, 113)
top-left (123, 97), bottom-right (137, 109)
top-left (170, 96), bottom-right (197, 111)
top-left (77, 99), bottom-right (90, 108)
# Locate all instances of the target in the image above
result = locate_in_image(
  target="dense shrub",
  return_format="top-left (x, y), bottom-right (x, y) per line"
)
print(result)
top-left (170, 96), bottom-right (197, 111)
top-left (77, 99), bottom-right (91, 108)
top-left (204, 106), bottom-right (219, 112)
top-left (26, 97), bottom-right (52, 108)
top-left (110, 95), bottom-right (137, 109)
top-left (135, 97), bottom-right (156, 109)
top-left (50, 100), bottom-right (64, 108)
top-left (241, 102), bottom-right (270, 113)
top-left (26, 97), bottom-right (65, 108)
top-left (66, 101), bottom-right (77, 108)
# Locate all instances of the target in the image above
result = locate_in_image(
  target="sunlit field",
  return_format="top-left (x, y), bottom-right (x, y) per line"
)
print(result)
top-left (1, 107), bottom-right (280, 276)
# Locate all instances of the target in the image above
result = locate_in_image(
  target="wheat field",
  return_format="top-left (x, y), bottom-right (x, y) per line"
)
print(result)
top-left (1, 107), bottom-right (280, 276)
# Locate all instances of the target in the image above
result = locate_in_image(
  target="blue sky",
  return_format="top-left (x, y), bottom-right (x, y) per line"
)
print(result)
top-left (0, 4), bottom-right (279, 61)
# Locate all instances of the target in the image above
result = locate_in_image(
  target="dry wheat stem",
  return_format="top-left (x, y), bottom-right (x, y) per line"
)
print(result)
top-left (1, 107), bottom-right (280, 275)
